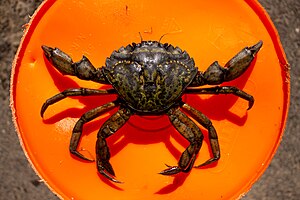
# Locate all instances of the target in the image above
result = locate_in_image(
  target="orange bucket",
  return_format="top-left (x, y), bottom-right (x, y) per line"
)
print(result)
top-left (10, 0), bottom-right (289, 199)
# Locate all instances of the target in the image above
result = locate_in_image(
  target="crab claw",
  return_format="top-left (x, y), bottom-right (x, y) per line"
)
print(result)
top-left (41, 45), bottom-right (76, 76)
top-left (249, 40), bottom-right (263, 56)
top-left (41, 45), bottom-right (52, 58)
top-left (224, 40), bottom-right (263, 82)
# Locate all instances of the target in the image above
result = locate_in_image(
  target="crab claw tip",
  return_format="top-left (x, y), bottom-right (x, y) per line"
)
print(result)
top-left (249, 40), bottom-right (263, 55)
top-left (41, 45), bottom-right (53, 58)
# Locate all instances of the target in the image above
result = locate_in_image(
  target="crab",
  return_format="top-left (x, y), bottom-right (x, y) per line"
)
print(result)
top-left (41, 40), bottom-right (263, 183)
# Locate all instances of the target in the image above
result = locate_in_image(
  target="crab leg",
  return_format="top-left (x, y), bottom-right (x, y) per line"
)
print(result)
top-left (69, 101), bottom-right (118, 162)
top-left (41, 45), bottom-right (108, 83)
top-left (185, 86), bottom-right (254, 110)
top-left (190, 41), bottom-right (263, 86)
top-left (181, 102), bottom-right (220, 167)
top-left (96, 107), bottom-right (132, 183)
top-left (160, 107), bottom-right (204, 175)
top-left (40, 88), bottom-right (116, 117)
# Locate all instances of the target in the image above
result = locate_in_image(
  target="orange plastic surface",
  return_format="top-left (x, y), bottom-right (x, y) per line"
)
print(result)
top-left (11, 0), bottom-right (289, 199)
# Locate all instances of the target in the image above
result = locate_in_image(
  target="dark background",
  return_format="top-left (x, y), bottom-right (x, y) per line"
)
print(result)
top-left (0, 0), bottom-right (299, 199)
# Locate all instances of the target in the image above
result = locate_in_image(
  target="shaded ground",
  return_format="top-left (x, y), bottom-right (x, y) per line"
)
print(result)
top-left (0, 0), bottom-right (299, 199)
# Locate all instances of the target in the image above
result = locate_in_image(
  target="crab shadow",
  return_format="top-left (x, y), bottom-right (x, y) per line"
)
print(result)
top-left (41, 54), bottom-right (257, 193)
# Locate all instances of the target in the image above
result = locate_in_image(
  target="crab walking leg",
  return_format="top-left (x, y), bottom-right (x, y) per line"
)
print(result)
top-left (41, 45), bottom-right (108, 83)
top-left (41, 88), bottom-right (116, 117)
top-left (160, 107), bottom-right (204, 175)
top-left (96, 107), bottom-right (132, 183)
top-left (190, 41), bottom-right (263, 86)
top-left (186, 86), bottom-right (254, 110)
top-left (181, 102), bottom-right (220, 167)
top-left (69, 101), bottom-right (118, 161)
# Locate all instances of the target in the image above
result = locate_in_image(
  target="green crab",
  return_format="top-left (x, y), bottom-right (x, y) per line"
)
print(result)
top-left (41, 40), bottom-right (263, 183)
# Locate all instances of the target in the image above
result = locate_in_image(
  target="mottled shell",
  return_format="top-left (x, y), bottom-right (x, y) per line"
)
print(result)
top-left (103, 41), bottom-right (197, 114)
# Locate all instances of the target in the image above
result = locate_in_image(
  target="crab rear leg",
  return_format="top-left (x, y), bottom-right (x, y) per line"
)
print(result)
top-left (181, 102), bottom-right (220, 167)
top-left (160, 107), bottom-right (204, 175)
top-left (69, 101), bottom-right (118, 162)
top-left (96, 107), bottom-right (132, 183)
top-left (191, 41), bottom-right (263, 86)
top-left (41, 88), bottom-right (116, 117)
top-left (41, 45), bottom-right (108, 83)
